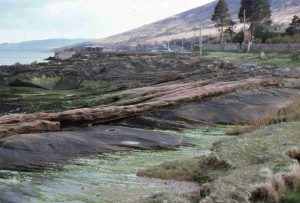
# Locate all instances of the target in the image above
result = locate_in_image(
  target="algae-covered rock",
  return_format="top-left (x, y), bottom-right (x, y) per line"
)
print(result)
top-left (53, 77), bottom-right (82, 90)
top-left (8, 74), bottom-right (62, 90)
top-left (8, 74), bottom-right (86, 90)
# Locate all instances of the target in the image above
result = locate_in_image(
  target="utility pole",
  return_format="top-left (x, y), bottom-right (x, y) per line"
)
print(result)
top-left (182, 39), bottom-right (184, 53)
top-left (167, 29), bottom-right (170, 50)
top-left (199, 20), bottom-right (203, 58)
top-left (243, 9), bottom-right (246, 31)
top-left (243, 9), bottom-right (246, 44)
top-left (192, 25), bottom-right (196, 52)
top-left (243, 8), bottom-right (252, 53)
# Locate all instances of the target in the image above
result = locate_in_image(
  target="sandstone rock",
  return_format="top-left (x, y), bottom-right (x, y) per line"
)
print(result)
top-left (0, 120), bottom-right (60, 138)
top-left (0, 77), bottom-right (279, 136)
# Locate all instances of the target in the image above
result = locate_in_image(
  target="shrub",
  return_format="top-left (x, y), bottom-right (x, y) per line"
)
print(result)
top-left (265, 34), bottom-right (300, 44)
top-left (253, 25), bottom-right (276, 43)
top-left (233, 31), bottom-right (244, 44)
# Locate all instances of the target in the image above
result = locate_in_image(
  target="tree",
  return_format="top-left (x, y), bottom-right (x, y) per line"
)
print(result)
top-left (225, 21), bottom-right (237, 41)
top-left (233, 31), bottom-right (244, 45)
top-left (211, 0), bottom-right (234, 47)
top-left (253, 24), bottom-right (274, 43)
top-left (251, 0), bottom-right (272, 30)
top-left (238, 0), bottom-right (253, 23)
top-left (286, 15), bottom-right (300, 35)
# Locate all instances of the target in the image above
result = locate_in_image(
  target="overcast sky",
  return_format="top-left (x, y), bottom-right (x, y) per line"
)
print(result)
top-left (0, 0), bottom-right (214, 43)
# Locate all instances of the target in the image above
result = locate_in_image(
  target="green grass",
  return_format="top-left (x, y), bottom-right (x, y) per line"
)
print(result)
top-left (282, 185), bottom-right (300, 203)
top-left (138, 122), bottom-right (300, 202)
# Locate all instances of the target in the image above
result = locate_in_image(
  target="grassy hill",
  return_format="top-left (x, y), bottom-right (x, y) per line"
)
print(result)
top-left (89, 0), bottom-right (300, 49)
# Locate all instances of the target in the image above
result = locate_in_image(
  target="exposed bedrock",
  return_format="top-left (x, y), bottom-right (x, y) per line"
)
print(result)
top-left (1, 54), bottom-right (299, 117)
top-left (0, 126), bottom-right (184, 171)
top-left (0, 77), bottom-right (278, 137)
top-left (0, 54), bottom-right (224, 86)
top-left (118, 87), bottom-right (300, 129)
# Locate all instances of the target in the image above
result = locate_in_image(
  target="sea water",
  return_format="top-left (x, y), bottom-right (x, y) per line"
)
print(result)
top-left (0, 51), bottom-right (53, 66)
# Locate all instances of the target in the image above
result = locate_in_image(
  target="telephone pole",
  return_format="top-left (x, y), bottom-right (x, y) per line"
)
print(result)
top-left (199, 20), bottom-right (203, 58)
top-left (243, 9), bottom-right (246, 31)
top-left (167, 29), bottom-right (170, 50)
top-left (243, 9), bottom-right (246, 44)
top-left (192, 25), bottom-right (196, 52)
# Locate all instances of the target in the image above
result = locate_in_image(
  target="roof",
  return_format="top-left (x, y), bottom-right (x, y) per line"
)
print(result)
top-left (85, 46), bottom-right (103, 48)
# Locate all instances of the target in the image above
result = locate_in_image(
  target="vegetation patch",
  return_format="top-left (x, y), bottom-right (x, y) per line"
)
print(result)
top-left (282, 184), bottom-right (300, 203)
top-left (138, 158), bottom-right (200, 182)
top-left (138, 154), bottom-right (232, 184)
top-left (195, 155), bottom-right (232, 183)
top-left (139, 122), bottom-right (300, 202)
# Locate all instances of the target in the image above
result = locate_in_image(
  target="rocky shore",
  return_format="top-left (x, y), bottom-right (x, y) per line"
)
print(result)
top-left (1, 52), bottom-right (300, 202)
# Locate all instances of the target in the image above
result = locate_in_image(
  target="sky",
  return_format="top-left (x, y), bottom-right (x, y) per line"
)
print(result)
top-left (0, 0), bottom-right (214, 43)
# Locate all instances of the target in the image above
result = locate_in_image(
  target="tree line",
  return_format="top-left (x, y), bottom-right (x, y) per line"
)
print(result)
top-left (211, 0), bottom-right (300, 46)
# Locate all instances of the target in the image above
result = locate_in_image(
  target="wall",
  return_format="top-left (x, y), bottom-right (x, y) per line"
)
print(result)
top-left (204, 43), bottom-right (241, 51)
top-left (203, 43), bottom-right (300, 52)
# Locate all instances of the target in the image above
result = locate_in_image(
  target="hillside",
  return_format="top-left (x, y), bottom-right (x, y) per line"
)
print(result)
top-left (90, 0), bottom-right (300, 49)
top-left (0, 38), bottom-right (91, 52)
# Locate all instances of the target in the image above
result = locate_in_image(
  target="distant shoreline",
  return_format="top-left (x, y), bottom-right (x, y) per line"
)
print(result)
top-left (0, 51), bottom-right (53, 66)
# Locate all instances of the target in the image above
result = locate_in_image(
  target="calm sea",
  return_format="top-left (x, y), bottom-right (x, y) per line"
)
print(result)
top-left (0, 51), bottom-right (53, 66)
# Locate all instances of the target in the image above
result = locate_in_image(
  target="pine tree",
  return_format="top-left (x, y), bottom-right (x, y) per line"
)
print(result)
top-left (211, 0), bottom-right (233, 47)
top-left (251, 0), bottom-right (272, 29)
top-left (238, 0), bottom-right (253, 23)
top-left (286, 15), bottom-right (300, 35)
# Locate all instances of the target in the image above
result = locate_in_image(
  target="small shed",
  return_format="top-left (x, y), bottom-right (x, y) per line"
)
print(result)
top-left (84, 46), bottom-right (103, 53)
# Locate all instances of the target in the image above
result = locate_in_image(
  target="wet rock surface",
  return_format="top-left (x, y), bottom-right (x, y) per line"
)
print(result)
top-left (0, 125), bottom-right (185, 171)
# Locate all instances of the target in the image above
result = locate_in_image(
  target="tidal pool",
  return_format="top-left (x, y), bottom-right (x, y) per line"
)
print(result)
top-left (0, 127), bottom-right (229, 203)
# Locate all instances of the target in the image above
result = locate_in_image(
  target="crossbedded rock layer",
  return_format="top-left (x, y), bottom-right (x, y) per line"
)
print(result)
top-left (0, 77), bottom-right (279, 137)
